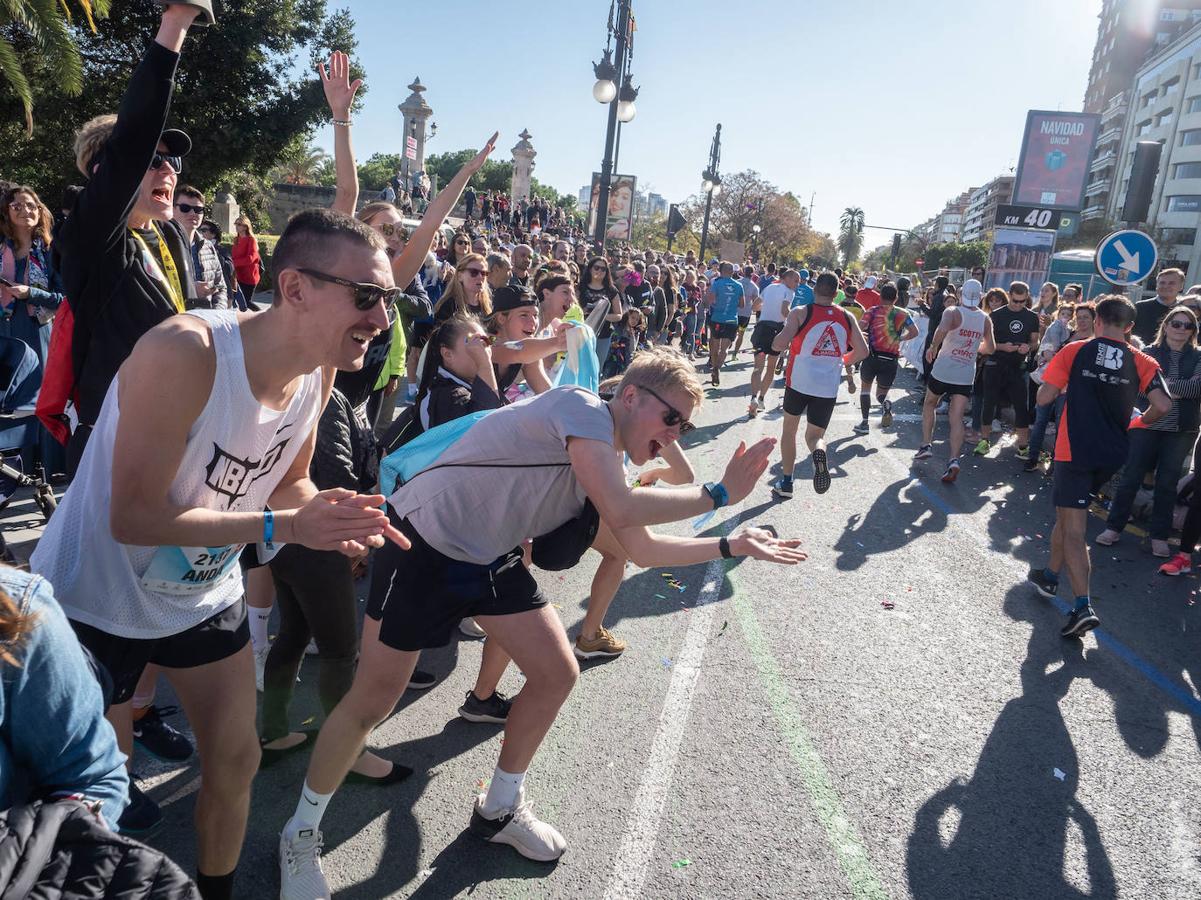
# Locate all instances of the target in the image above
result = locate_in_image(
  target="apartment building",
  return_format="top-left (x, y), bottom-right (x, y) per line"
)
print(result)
top-left (1085, 1), bottom-right (1201, 114)
top-left (961, 176), bottom-right (1015, 243)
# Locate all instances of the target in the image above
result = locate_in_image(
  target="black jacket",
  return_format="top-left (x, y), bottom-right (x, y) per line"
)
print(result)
top-left (0, 800), bottom-right (198, 898)
top-left (59, 41), bottom-right (202, 428)
top-left (310, 388), bottom-right (377, 494)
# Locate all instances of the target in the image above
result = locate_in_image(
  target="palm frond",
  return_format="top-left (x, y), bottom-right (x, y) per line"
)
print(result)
top-left (0, 33), bottom-right (34, 134)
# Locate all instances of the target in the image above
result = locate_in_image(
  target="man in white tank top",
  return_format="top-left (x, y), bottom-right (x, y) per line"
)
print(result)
top-left (30, 208), bottom-right (403, 900)
top-left (915, 278), bottom-right (995, 482)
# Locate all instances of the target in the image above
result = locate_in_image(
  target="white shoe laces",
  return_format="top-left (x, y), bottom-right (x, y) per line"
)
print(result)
top-left (284, 831), bottom-right (324, 878)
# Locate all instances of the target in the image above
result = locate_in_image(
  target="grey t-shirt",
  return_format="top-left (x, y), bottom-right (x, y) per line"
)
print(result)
top-left (388, 386), bottom-right (615, 564)
top-left (738, 277), bottom-right (760, 317)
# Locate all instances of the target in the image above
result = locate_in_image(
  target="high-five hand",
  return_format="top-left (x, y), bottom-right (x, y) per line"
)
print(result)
top-left (720, 438), bottom-right (777, 504)
top-left (731, 527), bottom-right (807, 564)
top-left (318, 50), bottom-right (362, 120)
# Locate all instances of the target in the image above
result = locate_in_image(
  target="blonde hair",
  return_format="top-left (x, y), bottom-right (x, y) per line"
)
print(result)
top-left (433, 253), bottom-right (493, 318)
top-left (234, 216), bottom-right (256, 241)
top-left (618, 345), bottom-right (704, 408)
top-left (74, 113), bottom-right (117, 176)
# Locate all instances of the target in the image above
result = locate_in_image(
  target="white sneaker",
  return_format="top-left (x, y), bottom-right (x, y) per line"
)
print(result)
top-left (279, 827), bottom-right (330, 899)
top-left (469, 792), bottom-right (566, 861)
top-left (459, 618), bottom-right (487, 639)
top-left (255, 644), bottom-right (270, 693)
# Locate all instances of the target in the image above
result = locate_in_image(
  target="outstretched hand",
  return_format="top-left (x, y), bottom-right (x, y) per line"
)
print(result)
top-left (731, 526), bottom-right (807, 564)
top-left (720, 437), bottom-right (777, 504)
top-left (318, 50), bottom-right (362, 120)
top-left (466, 132), bottom-right (499, 175)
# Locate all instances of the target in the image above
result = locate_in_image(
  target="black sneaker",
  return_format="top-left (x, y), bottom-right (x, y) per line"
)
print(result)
top-left (811, 448), bottom-right (831, 494)
top-left (1061, 605), bottom-right (1100, 638)
top-left (853, 420), bottom-right (869, 435)
top-left (458, 690), bottom-right (513, 724)
top-left (1022, 458), bottom-right (1038, 473)
top-left (406, 670), bottom-right (437, 690)
top-left (1027, 567), bottom-right (1059, 599)
top-left (117, 782), bottom-right (162, 834)
top-left (132, 705), bottom-right (193, 762)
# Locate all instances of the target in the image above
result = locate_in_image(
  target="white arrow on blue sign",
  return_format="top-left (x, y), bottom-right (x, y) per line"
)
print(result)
top-left (1095, 229), bottom-right (1158, 286)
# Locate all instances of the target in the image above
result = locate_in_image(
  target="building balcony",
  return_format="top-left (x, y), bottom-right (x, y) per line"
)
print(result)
top-left (1082, 203), bottom-right (1109, 220)
top-left (1097, 125), bottom-right (1123, 146)
top-left (1090, 150), bottom-right (1116, 171)
top-left (1085, 179), bottom-right (1111, 198)
top-left (1101, 99), bottom-right (1128, 124)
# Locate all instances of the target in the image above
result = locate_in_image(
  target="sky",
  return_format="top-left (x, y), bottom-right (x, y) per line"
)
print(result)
top-left (313, 0), bottom-right (1103, 243)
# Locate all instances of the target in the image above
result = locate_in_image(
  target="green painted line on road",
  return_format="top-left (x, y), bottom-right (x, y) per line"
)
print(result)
top-left (729, 577), bottom-right (889, 900)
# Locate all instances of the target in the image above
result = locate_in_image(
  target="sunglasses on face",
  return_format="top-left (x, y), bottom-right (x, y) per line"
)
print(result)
top-left (638, 384), bottom-right (695, 435)
top-left (455, 239), bottom-right (470, 246)
top-left (175, 202), bottom-right (205, 215)
top-left (377, 222), bottom-right (406, 238)
top-left (296, 267), bottom-right (401, 314)
top-left (592, 264), bottom-right (608, 271)
top-left (465, 332), bottom-right (497, 346)
top-left (150, 153), bottom-right (182, 174)
top-left (7, 201), bottom-right (36, 212)
top-left (463, 267), bottom-right (486, 277)
top-left (1169, 319), bottom-right (1197, 331)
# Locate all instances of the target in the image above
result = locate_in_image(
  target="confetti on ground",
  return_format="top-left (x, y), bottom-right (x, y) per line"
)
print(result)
top-left (654, 593), bottom-right (667, 599)
top-left (661, 657), bottom-right (673, 669)
top-left (856, 541), bottom-right (865, 548)
top-left (881, 600), bottom-right (895, 610)
top-left (672, 859), bottom-right (692, 869)
top-left (552, 603), bottom-right (563, 610)
top-left (1053, 768), bottom-right (1066, 781)
top-left (718, 621), bottom-right (729, 635)
top-left (301, 716), bottom-right (315, 726)
top-left (661, 573), bottom-right (675, 579)
top-left (474, 777), bottom-right (491, 792)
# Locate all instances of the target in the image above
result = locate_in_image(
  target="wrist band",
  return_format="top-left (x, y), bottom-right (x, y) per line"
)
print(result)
top-left (263, 509), bottom-right (275, 549)
top-left (719, 537), bottom-right (733, 559)
top-left (331, 119), bottom-right (352, 127)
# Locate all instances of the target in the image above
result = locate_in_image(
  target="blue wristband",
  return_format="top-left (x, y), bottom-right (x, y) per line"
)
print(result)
top-left (703, 482), bottom-right (728, 510)
top-left (263, 509), bottom-right (274, 549)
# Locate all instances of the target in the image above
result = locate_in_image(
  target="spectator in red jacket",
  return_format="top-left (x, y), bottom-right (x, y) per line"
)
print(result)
top-left (231, 216), bottom-right (260, 310)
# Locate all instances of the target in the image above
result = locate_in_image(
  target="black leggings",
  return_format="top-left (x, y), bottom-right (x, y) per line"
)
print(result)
top-left (237, 281), bottom-right (256, 311)
top-left (261, 544), bottom-right (359, 741)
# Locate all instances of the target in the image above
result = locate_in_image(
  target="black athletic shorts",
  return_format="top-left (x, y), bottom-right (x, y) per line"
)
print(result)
top-left (712, 321), bottom-right (739, 341)
top-left (860, 352), bottom-right (900, 389)
top-left (70, 599), bottom-right (249, 705)
top-left (1052, 463), bottom-right (1115, 510)
top-left (783, 387), bottom-right (836, 430)
top-left (238, 543), bottom-right (264, 572)
top-left (366, 515), bottom-right (547, 651)
top-left (737, 315), bottom-right (751, 329)
top-left (751, 321), bottom-right (784, 356)
top-left (926, 375), bottom-right (972, 398)
top-left (982, 364), bottom-right (1032, 428)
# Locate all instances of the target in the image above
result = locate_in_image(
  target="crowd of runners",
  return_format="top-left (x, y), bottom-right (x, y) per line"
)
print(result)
top-left (1, 3), bottom-right (1200, 898)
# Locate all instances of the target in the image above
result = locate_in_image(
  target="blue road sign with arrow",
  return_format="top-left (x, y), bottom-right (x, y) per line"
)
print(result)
top-left (1095, 229), bottom-right (1158, 286)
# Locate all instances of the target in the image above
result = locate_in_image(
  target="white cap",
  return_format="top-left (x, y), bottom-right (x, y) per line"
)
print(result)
top-left (863, 275), bottom-right (878, 289)
top-left (961, 278), bottom-right (983, 308)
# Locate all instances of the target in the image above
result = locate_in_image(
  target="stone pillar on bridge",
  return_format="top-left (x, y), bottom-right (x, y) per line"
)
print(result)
top-left (398, 78), bottom-right (433, 187)
top-left (510, 129), bottom-right (536, 203)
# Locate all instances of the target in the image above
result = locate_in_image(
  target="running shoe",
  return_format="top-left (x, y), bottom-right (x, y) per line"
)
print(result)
top-left (853, 420), bottom-right (869, 435)
top-left (406, 670), bottom-right (437, 690)
top-left (1015, 445), bottom-right (1031, 460)
top-left (712, 368), bottom-right (721, 386)
top-left (914, 443), bottom-right (933, 460)
top-left (1061, 605), bottom-right (1100, 638)
top-left (117, 782), bottom-right (162, 835)
top-left (1027, 566), bottom-right (1059, 599)
top-left (458, 689), bottom-right (513, 724)
top-left (941, 458), bottom-right (960, 484)
top-left (973, 438), bottom-right (990, 456)
top-left (811, 449), bottom-right (831, 494)
top-left (254, 644), bottom-right (269, 692)
top-left (748, 399), bottom-right (759, 418)
top-left (1159, 552), bottom-right (1193, 576)
top-left (469, 791), bottom-right (567, 862)
top-left (1151, 539), bottom-right (1172, 558)
top-left (132, 705), bottom-right (194, 763)
top-left (772, 475), bottom-right (794, 498)
top-left (279, 827), bottom-right (330, 900)
top-left (574, 627), bottom-right (627, 659)
top-left (459, 618), bottom-right (487, 639)
top-left (881, 400), bottom-right (893, 428)
top-left (1022, 457), bottom-right (1039, 473)
top-left (1094, 529), bottom-right (1121, 546)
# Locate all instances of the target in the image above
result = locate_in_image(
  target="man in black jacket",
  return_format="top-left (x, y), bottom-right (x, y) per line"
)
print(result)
top-left (60, 1), bottom-right (208, 474)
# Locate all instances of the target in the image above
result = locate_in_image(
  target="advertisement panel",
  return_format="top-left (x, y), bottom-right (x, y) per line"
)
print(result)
top-left (985, 227), bottom-right (1057, 291)
top-left (587, 172), bottom-right (637, 242)
top-left (1012, 110), bottom-right (1101, 210)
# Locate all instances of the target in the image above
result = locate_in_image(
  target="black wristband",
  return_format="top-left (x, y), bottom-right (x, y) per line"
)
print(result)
top-left (719, 537), bottom-right (733, 559)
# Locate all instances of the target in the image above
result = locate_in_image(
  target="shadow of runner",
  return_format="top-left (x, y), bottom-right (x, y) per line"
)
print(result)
top-left (834, 475), bottom-right (948, 570)
top-left (404, 830), bottom-right (560, 899)
top-left (907, 586), bottom-right (1117, 900)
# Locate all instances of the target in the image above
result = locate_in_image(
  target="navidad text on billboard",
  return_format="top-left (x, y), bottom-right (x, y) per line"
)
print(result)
top-left (1012, 110), bottom-right (1101, 211)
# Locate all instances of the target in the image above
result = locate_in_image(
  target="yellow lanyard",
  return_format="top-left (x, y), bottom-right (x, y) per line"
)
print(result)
top-left (130, 224), bottom-right (184, 313)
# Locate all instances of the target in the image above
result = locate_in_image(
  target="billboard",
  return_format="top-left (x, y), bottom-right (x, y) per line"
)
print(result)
top-left (985, 227), bottom-right (1056, 291)
top-left (587, 172), bottom-right (637, 242)
top-left (1012, 110), bottom-right (1101, 210)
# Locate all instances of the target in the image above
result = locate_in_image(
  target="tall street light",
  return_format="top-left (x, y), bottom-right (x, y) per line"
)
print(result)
top-left (592, 0), bottom-right (638, 249)
top-left (698, 123), bottom-right (722, 265)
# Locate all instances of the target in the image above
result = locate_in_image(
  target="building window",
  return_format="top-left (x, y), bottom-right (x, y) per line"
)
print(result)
top-left (1166, 195), bottom-right (1201, 213)
top-left (1189, 95), bottom-right (1201, 113)
top-left (1164, 77), bottom-right (1181, 94)
top-left (1182, 129), bottom-right (1201, 146)
top-left (1194, 63), bottom-right (1201, 81)
top-left (1156, 109), bottom-right (1175, 127)
top-left (1175, 162), bottom-right (1201, 179)
top-left (1142, 91), bottom-right (1156, 107)
top-left (1161, 228), bottom-right (1198, 244)
top-left (1137, 119), bottom-right (1155, 135)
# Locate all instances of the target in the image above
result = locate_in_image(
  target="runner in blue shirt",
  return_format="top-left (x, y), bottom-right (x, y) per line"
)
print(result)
top-left (703, 261), bottom-right (744, 385)
top-left (792, 269), bottom-right (815, 308)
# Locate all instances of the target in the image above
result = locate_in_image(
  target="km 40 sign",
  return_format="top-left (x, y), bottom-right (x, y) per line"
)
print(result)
top-left (994, 204), bottom-right (1062, 230)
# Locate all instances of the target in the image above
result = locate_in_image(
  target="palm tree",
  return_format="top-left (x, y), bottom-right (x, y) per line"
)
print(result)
top-left (0, 0), bottom-right (110, 134)
top-left (270, 145), bottom-right (332, 186)
top-left (838, 205), bottom-right (865, 265)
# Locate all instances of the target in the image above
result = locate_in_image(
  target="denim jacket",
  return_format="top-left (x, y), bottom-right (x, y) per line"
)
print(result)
top-left (0, 569), bottom-right (127, 827)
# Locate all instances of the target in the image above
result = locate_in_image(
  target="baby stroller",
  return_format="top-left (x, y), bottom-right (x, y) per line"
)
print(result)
top-left (0, 336), bottom-right (57, 526)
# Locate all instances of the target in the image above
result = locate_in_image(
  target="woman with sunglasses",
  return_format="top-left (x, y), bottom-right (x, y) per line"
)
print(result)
top-left (434, 254), bottom-right (493, 324)
top-left (231, 217), bottom-right (260, 311)
top-left (486, 285), bottom-right (568, 402)
top-left (445, 231), bottom-right (473, 275)
top-left (1097, 306), bottom-right (1201, 558)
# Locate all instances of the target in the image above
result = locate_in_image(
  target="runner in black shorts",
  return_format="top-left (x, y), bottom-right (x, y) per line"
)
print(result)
top-left (782, 388), bottom-right (836, 430)
top-left (977, 281), bottom-right (1041, 457)
top-left (748, 270), bottom-right (796, 416)
top-left (1027, 296), bottom-right (1170, 639)
top-left (854, 284), bottom-right (917, 434)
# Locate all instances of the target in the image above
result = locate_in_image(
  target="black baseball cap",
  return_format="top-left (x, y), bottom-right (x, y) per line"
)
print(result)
top-left (492, 284), bottom-right (536, 312)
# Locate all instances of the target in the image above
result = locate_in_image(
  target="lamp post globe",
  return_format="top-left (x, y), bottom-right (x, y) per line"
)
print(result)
top-left (593, 79), bottom-right (617, 103)
top-left (616, 100), bottom-right (636, 122)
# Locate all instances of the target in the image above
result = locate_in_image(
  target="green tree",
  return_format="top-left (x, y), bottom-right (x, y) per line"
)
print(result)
top-left (0, 0), bottom-right (361, 215)
top-left (0, 0), bottom-right (110, 133)
top-left (838, 206), bottom-right (865, 266)
top-left (269, 142), bottom-right (329, 185)
top-left (356, 152), bottom-right (402, 193)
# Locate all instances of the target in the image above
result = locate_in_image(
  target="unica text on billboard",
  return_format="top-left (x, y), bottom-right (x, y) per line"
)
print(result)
top-left (1012, 111), bottom-right (1102, 211)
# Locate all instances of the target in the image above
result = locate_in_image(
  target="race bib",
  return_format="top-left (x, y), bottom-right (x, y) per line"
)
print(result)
top-left (140, 544), bottom-right (243, 596)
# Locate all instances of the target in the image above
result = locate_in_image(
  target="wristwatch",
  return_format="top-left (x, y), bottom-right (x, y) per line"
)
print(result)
top-left (719, 536), bottom-right (734, 559)
top-left (703, 482), bottom-right (728, 510)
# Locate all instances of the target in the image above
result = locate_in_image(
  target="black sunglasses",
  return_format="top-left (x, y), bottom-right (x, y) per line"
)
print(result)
top-left (637, 384), bottom-right (695, 434)
top-left (150, 153), bottom-right (182, 174)
top-left (175, 202), bottom-right (205, 214)
top-left (297, 267), bottom-right (402, 314)
top-left (1169, 319), bottom-right (1197, 331)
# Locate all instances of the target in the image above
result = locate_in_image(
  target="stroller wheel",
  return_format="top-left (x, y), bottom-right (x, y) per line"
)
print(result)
top-left (34, 487), bottom-right (56, 523)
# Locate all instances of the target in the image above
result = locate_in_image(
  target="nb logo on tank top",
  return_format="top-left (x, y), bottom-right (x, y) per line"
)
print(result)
top-left (810, 324), bottom-right (843, 358)
top-left (204, 437), bottom-right (291, 509)
top-left (1095, 344), bottom-right (1124, 370)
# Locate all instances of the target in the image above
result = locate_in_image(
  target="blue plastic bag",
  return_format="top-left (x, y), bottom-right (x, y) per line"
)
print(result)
top-left (553, 324), bottom-right (600, 394)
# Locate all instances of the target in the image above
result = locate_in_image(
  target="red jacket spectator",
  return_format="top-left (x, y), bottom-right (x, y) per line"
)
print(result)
top-left (232, 231), bottom-right (260, 286)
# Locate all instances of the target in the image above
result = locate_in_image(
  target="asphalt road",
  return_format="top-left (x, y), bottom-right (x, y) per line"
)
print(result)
top-left (7, 353), bottom-right (1201, 899)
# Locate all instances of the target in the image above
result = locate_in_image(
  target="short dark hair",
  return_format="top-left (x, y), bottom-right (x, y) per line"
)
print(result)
top-left (200, 219), bottom-right (222, 242)
top-left (1096, 295), bottom-right (1136, 328)
top-left (880, 283), bottom-right (898, 302)
top-left (272, 208), bottom-right (386, 288)
top-left (815, 272), bottom-right (839, 297)
top-left (175, 184), bottom-right (204, 203)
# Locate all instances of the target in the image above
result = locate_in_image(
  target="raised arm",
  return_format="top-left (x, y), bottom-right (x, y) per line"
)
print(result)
top-left (392, 133), bottom-right (498, 288)
top-left (318, 51), bottom-right (362, 216)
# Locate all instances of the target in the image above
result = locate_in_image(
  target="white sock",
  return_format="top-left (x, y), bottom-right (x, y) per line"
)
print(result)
top-left (249, 605), bottom-right (273, 652)
top-left (481, 767), bottom-right (526, 816)
top-left (285, 782), bottom-right (333, 838)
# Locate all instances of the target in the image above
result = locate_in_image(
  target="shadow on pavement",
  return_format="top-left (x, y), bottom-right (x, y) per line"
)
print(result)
top-left (404, 830), bottom-right (559, 899)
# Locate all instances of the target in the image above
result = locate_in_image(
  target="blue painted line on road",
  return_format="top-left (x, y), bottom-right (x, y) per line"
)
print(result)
top-left (903, 471), bottom-right (1201, 719)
